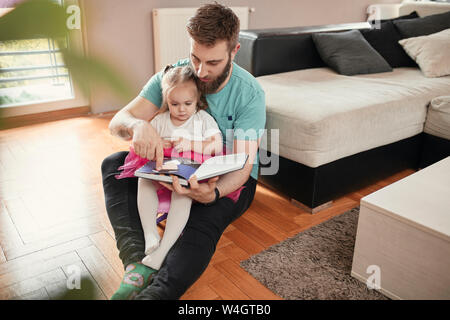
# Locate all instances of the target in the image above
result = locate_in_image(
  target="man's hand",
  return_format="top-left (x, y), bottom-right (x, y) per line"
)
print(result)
top-left (108, 96), bottom-right (165, 168)
top-left (132, 120), bottom-right (164, 170)
top-left (159, 175), bottom-right (219, 204)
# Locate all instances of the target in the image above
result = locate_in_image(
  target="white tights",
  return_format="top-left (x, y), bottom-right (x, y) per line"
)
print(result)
top-left (137, 178), bottom-right (192, 270)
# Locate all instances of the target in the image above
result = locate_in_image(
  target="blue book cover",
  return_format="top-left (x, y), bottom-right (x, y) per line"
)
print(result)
top-left (136, 157), bottom-right (201, 181)
top-left (134, 153), bottom-right (248, 186)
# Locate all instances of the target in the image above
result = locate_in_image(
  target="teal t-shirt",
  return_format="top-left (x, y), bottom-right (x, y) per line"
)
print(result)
top-left (139, 59), bottom-right (266, 180)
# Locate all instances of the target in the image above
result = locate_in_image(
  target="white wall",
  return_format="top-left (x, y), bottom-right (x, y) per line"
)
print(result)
top-left (81, 0), bottom-right (401, 113)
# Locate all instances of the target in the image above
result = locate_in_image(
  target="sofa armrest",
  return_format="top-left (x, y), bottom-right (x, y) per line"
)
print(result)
top-left (366, 2), bottom-right (450, 21)
top-left (235, 22), bottom-right (371, 77)
top-left (399, 2), bottom-right (450, 17)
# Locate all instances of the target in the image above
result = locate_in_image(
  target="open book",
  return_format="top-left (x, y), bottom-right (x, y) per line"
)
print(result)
top-left (134, 153), bottom-right (249, 186)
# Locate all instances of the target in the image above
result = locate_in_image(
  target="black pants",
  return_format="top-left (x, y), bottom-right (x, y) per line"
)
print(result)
top-left (101, 151), bottom-right (257, 299)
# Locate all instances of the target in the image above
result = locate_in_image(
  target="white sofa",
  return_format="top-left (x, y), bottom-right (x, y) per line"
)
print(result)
top-left (259, 67), bottom-right (450, 169)
top-left (367, 1), bottom-right (450, 20)
top-left (235, 4), bottom-right (450, 212)
top-left (424, 96), bottom-right (450, 140)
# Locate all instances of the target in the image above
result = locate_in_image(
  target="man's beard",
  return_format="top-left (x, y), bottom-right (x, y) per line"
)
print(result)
top-left (194, 55), bottom-right (232, 94)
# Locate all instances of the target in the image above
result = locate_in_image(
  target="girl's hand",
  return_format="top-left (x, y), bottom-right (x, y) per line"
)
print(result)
top-left (162, 139), bottom-right (173, 149)
top-left (173, 137), bottom-right (192, 153)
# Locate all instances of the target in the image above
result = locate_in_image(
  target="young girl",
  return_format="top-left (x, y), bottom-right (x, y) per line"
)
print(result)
top-left (118, 65), bottom-right (224, 271)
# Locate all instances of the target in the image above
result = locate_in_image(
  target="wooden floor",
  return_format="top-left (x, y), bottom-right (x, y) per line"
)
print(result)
top-left (0, 115), bottom-right (415, 300)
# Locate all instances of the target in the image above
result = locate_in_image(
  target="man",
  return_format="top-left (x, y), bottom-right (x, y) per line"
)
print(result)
top-left (102, 3), bottom-right (265, 299)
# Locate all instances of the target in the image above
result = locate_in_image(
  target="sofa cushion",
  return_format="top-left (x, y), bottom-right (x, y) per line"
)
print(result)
top-left (312, 30), bottom-right (392, 76)
top-left (424, 96), bottom-right (450, 140)
top-left (360, 20), bottom-right (417, 68)
top-left (399, 2), bottom-right (450, 18)
top-left (399, 28), bottom-right (450, 78)
top-left (257, 68), bottom-right (450, 168)
top-left (393, 10), bottom-right (450, 38)
top-left (379, 11), bottom-right (419, 23)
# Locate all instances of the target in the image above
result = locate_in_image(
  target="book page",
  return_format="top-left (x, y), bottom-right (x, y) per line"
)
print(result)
top-left (194, 153), bottom-right (248, 180)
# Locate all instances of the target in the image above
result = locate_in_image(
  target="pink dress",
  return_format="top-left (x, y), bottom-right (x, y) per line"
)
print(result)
top-left (115, 147), bottom-right (244, 213)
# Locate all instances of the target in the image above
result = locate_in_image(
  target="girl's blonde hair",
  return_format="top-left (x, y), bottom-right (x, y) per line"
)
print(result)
top-left (150, 65), bottom-right (207, 121)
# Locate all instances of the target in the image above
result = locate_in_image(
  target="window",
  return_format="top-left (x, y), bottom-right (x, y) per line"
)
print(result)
top-left (0, 0), bottom-right (88, 117)
top-left (0, 37), bottom-right (73, 106)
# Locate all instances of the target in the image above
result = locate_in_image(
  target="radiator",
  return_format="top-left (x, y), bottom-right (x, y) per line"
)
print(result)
top-left (152, 7), bottom-right (249, 73)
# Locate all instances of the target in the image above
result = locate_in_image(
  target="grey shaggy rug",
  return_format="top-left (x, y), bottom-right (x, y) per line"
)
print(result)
top-left (240, 207), bottom-right (388, 300)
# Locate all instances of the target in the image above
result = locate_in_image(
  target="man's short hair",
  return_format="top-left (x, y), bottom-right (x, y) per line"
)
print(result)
top-left (186, 2), bottom-right (240, 52)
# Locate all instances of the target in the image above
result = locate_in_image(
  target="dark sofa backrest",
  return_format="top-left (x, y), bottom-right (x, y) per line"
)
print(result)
top-left (235, 22), bottom-right (371, 77)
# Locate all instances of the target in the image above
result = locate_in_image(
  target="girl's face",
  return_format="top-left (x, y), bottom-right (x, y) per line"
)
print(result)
top-left (167, 81), bottom-right (198, 124)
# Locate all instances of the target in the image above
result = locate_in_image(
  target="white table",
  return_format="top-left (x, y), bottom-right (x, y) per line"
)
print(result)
top-left (351, 157), bottom-right (450, 300)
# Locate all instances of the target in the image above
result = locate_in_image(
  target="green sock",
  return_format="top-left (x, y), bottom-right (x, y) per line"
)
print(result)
top-left (110, 262), bottom-right (156, 300)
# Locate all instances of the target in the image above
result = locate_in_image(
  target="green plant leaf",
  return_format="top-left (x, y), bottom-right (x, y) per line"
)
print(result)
top-left (0, 0), bottom-right (135, 129)
top-left (0, 0), bottom-right (67, 41)
top-left (62, 47), bottom-right (134, 101)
